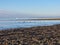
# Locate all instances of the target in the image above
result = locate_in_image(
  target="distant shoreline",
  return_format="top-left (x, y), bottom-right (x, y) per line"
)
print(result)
top-left (0, 18), bottom-right (60, 21)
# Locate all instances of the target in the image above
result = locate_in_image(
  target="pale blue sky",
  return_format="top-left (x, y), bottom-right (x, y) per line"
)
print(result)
top-left (0, 0), bottom-right (60, 18)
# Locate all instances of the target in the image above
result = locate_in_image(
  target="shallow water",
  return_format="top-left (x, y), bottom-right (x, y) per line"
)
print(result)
top-left (0, 18), bottom-right (60, 29)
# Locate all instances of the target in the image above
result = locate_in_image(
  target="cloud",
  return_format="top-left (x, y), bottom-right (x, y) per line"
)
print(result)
top-left (0, 10), bottom-right (30, 18)
top-left (0, 10), bottom-right (60, 18)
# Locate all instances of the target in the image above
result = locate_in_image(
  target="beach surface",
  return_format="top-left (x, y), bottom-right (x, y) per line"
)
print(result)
top-left (0, 24), bottom-right (60, 45)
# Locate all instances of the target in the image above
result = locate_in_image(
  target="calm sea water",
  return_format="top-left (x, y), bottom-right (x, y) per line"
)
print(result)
top-left (0, 18), bottom-right (60, 30)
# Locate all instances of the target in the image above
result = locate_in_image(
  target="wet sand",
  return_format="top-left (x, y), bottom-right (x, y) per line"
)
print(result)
top-left (0, 24), bottom-right (60, 45)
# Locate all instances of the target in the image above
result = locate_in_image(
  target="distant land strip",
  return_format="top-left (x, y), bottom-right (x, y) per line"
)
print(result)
top-left (28, 18), bottom-right (60, 20)
top-left (0, 18), bottom-right (60, 21)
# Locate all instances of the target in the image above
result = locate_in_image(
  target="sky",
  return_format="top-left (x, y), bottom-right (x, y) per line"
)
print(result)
top-left (0, 0), bottom-right (60, 18)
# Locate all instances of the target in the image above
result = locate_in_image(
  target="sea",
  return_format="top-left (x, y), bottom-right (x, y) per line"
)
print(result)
top-left (0, 18), bottom-right (60, 30)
